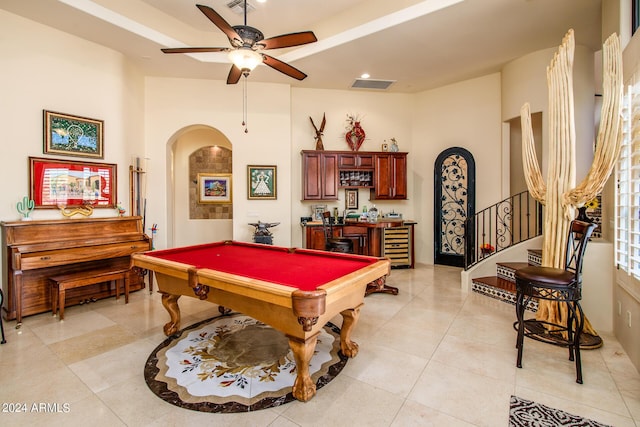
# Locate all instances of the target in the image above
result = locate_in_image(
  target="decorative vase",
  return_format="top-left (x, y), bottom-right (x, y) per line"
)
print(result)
top-left (345, 121), bottom-right (365, 151)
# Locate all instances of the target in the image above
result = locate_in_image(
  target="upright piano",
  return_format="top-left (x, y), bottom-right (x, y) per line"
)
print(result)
top-left (1, 216), bottom-right (151, 325)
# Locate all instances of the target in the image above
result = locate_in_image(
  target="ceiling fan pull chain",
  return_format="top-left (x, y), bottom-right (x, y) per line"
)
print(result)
top-left (243, 76), bottom-right (249, 133)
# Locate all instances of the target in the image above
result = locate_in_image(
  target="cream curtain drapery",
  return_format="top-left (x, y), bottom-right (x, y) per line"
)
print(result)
top-left (521, 29), bottom-right (623, 338)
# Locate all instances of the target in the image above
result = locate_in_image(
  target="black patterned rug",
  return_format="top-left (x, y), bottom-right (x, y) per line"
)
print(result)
top-left (144, 313), bottom-right (347, 413)
top-left (509, 395), bottom-right (611, 426)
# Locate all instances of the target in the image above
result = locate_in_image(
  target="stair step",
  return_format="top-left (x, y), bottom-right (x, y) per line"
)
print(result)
top-left (495, 262), bottom-right (529, 282)
top-left (527, 249), bottom-right (542, 266)
top-left (471, 276), bottom-right (538, 312)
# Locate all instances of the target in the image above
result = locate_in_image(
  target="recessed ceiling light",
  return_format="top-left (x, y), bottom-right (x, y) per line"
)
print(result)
top-left (360, 73), bottom-right (370, 79)
top-left (256, 0), bottom-right (267, 3)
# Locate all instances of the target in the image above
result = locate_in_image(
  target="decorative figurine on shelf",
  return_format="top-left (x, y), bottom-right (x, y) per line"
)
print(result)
top-left (345, 114), bottom-right (366, 151)
top-left (310, 113), bottom-right (326, 150)
top-left (16, 196), bottom-right (35, 221)
top-left (249, 221), bottom-right (280, 245)
top-left (389, 137), bottom-right (399, 152)
top-left (116, 202), bottom-right (126, 217)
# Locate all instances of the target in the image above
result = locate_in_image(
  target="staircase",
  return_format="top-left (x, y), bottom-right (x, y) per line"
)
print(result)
top-left (470, 249), bottom-right (541, 312)
top-left (464, 190), bottom-right (543, 269)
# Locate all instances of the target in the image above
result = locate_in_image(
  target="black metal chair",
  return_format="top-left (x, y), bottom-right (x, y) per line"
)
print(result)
top-left (514, 219), bottom-right (597, 384)
top-left (321, 211), bottom-right (353, 253)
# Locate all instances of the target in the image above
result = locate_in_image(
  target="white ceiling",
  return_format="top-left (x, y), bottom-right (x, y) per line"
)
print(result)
top-left (1, 0), bottom-right (603, 93)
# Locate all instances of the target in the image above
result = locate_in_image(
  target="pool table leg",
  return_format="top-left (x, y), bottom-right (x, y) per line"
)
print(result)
top-left (161, 292), bottom-right (181, 336)
top-left (366, 276), bottom-right (398, 296)
top-left (339, 305), bottom-right (361, 357)
top-left (288, 334), bottom-right (319, 402)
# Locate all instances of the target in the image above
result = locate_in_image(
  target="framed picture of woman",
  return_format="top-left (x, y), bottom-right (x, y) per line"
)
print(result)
top-left (247, 165), bottom-right (277, 200)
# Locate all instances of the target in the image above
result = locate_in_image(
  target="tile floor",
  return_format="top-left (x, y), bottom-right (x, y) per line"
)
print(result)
top-left (0, 264), bottom-right (638, 426)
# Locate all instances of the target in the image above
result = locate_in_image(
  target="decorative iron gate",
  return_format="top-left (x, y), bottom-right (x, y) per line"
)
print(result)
top-left (434, 147), bottom-right (475, 267)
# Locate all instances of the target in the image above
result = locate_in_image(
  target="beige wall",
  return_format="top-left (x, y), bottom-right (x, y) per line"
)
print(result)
top-left (0, 10), bottom-right (145, 222)
top-left (501, 43), bottom-right (596, 182)
top-left (144, 77), bottom-right (293, 249)
top-left (412, 74), bottom-right (503, 263)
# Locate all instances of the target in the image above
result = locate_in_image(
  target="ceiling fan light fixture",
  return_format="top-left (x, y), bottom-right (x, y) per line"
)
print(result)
top-left (228, 48), bottom-right (263, 71)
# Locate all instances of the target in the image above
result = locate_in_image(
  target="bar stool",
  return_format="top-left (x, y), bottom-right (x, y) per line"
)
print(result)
top-left (321, 211), bottom-right (353, 253)
top-left (514, 219), bottom-right (597, 383)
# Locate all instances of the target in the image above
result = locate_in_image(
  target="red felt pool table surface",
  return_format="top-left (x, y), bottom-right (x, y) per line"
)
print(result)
top-left (145, 240), bottom-right (381, 291)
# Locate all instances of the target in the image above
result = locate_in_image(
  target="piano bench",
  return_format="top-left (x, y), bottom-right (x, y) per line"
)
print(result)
top-left (49, 267), bottom-right (131, 320)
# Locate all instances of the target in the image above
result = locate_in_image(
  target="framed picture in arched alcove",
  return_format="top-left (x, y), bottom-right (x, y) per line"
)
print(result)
top-left (197, 173), bottom-right (232, 204)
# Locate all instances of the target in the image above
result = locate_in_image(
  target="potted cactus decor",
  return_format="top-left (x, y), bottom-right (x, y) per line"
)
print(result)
top-left (17, 196), bottom-right (35, 220)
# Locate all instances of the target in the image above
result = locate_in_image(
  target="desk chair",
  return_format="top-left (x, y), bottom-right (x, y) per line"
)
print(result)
top-left (514, 219), bottom-right (597, 384)
top-left (321, 211), bottom-right (353, 253)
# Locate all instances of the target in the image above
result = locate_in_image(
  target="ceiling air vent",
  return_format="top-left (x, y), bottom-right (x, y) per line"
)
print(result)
top-left (226, 0), bottom-right (255, 15)
top-left (351, 79), bottom-right (396, 90)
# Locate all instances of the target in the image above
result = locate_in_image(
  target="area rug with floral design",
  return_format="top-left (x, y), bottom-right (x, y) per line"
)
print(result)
top-left (509, 395), bottom-right (611, 426)
top-left (144, 313), bottom-right (347, 413)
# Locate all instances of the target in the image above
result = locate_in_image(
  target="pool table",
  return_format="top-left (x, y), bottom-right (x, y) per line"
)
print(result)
top-left (132, 240), bottom-right (390, 402)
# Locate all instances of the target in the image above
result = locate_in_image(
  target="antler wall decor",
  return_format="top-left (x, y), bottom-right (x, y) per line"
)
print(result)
top-left (310, 113), bottom-right (326, 150)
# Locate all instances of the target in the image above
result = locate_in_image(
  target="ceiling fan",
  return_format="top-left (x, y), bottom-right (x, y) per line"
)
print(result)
top-left (161, 2), bottom-right (317, 84)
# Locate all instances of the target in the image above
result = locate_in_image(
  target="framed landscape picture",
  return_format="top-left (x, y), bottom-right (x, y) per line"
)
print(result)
top-left (29, 156), bottom-right (116, 208)
top-left (247, 165), bottom-right (277, 200)
top-left (44, 110), bottom-right (104, 158)
top-left (198, 173), bottom-right (232, 204)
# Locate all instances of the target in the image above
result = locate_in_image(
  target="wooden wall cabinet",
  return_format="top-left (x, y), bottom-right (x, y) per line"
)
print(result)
top-left (302, 151), bottom-right (338, 200)
top-left (302, 150), bottom-right (407, 201)
top-left (338, 153), bottom-right (374, 169)
top-left (372, 153), bottom-right (407, 200)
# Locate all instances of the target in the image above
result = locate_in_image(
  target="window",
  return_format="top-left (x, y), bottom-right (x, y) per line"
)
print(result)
top-left (615, 72), bottom-right (640, 300)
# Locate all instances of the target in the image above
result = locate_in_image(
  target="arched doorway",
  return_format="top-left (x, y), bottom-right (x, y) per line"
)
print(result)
top-left (166, 125), bottom-right (233, 247)
top-left (434, 147), bottom-right (476, 267)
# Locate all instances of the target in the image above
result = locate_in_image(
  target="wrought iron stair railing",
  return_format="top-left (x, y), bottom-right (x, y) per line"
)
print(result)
top-left (464, 190), bottom-right (543, 269)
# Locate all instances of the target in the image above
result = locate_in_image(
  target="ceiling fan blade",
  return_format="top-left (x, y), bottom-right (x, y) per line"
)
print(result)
top-left (227, 65), bottom-right (242, 84)
top-left (258, 31), bottom-right (317, 50)
top-left (196, 4), bottom-right (241, 43)
top-left (161, 47), bottom-right (228, 54)
top-left (262, 54), bottom-right (307, 80)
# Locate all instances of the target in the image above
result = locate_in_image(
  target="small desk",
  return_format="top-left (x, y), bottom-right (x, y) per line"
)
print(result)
top-left (132, 240), bottom-right (390, 402)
